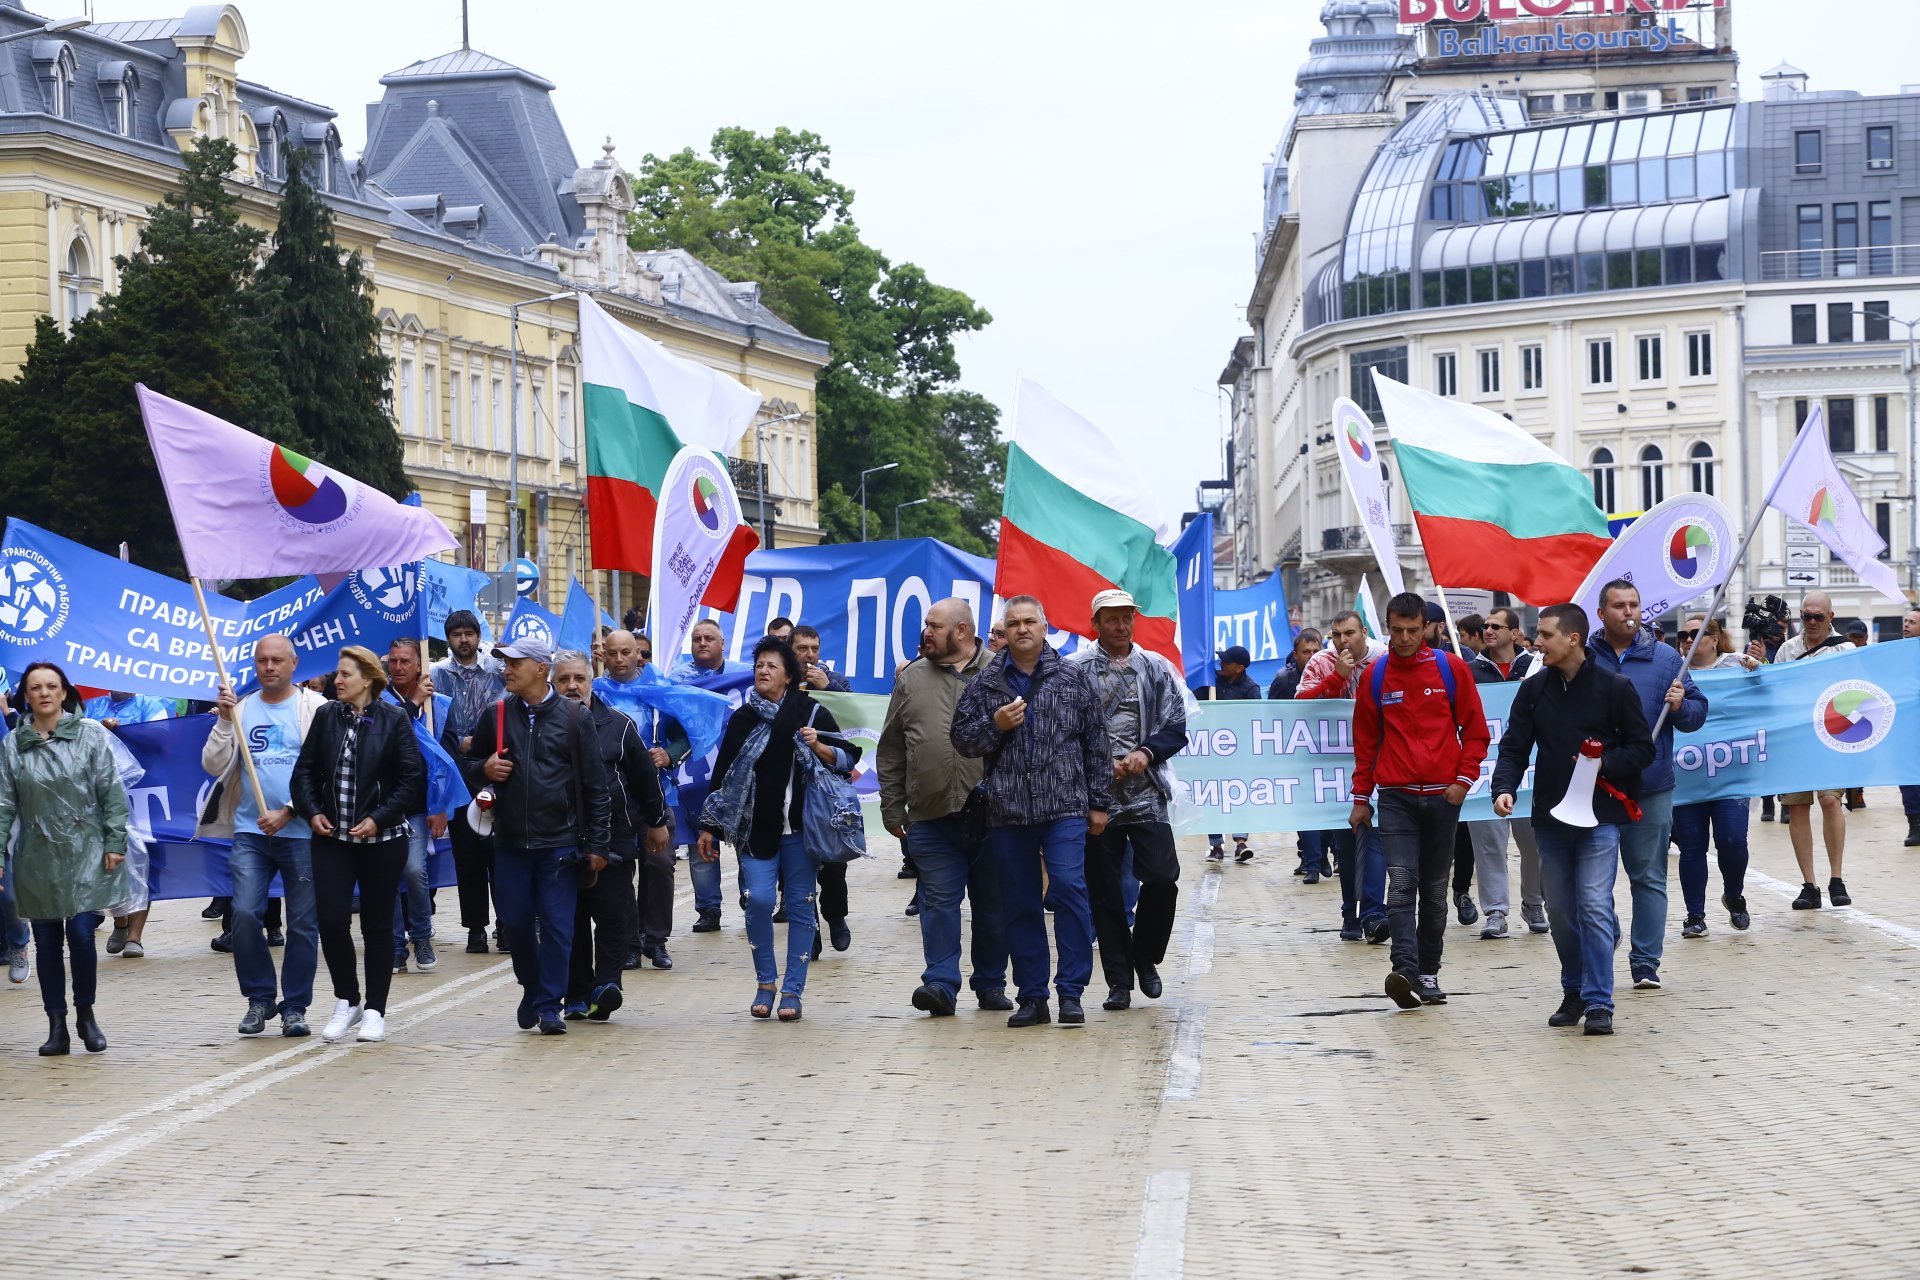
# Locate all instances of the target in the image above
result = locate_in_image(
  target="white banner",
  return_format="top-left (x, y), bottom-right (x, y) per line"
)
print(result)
top-left (1570, 492), bottom-right (1737, 625)
top-left (1332, 396), bottom-right (1405, 595)
top-left (648, 447), bottom-right (745, 664)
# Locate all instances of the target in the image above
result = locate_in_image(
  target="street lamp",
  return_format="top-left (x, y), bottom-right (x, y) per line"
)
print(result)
top-left (894, 497), bottom-right (929, 539)
top-left (753, 410), bottom-right (806, 548)
top-left (858, 462), bottom-right (898, 541)
top-left (507, 290), bottom-right (575, 575)
top-left (0, 17), bottom-right (89, 46)
top-left (1841, 306), bottom-right (1919, 599)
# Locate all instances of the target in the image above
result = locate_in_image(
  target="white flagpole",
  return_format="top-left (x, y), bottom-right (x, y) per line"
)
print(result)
top-left (191, 577), bottom-right (270, 817)
top-left (1431, 585), bottom-right (1466, 656)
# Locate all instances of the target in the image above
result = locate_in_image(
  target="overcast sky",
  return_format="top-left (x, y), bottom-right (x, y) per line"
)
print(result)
top-left (101, 0), bottom-right (1915, 529)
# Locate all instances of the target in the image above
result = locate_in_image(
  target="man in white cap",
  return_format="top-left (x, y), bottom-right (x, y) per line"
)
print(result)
top-left (1067, 589), bottom-right (1188, 1011)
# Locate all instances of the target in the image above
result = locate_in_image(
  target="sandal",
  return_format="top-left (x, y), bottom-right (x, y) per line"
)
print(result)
top-left (777, 993), bottom-right (803, 1022)
top-left (750, 985), bottom-right (776, 1019)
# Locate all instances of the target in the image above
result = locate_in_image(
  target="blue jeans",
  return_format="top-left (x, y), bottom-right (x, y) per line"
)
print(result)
top-left (0, 866), bottom-right (29, 950)
top-left (494, 845), bottom-right (580, 1019)
top-left (992, 817), bottom-right (1093, 1002)
top-left (911, 813), bottom-right (1007, 999)
top-left (683, 786), bottom-right (723, 915)
top-left (1534, 821), bottom-right (1622, 1012)
top-left (1296, 829), bottom-right (1326, 873)
top-left (1326, 825), bottom-right (1387, 925)
top-left (1672, 797), bottom-right (1750, 919)
top-left (739, 832), bottom-right (817, 995)
top-left (391, 823), bottom-right (433, 949)
top-left (1616, 788), bottom-right (1674, 975)
top-left (230, 832), bottom-right (319, 1015)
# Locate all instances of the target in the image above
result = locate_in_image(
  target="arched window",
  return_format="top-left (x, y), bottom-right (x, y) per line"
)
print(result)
top-left (60, 238), bottom-right (98, 326)
top-left (1590, 446), bottom-right (1617, 513)
top-left (1639, 443), bottom-right (1665, 509)
top-left (1688, 440), bottom-right (1716, 495)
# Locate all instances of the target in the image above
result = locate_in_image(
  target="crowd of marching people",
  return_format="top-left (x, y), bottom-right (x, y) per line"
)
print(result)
top-left (4, 582), bottom-right (1919, 1053)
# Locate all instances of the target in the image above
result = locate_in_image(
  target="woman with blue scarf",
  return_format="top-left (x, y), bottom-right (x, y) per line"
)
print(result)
top-left (697, 637), bottom-right (860, 1022)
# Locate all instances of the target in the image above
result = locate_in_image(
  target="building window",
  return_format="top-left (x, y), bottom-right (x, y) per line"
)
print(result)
top-left (448, 368), bottom-right (462, 445)
top-left (1869, 202), bottom-right (1894, 274)
top-left (46, 56), bottom-right (74, 119)
top-left (423, 363), bottom-right (437, 440)
top-left (398, 358), bottom-right (415, 435)
top-left (1476, 348), bottom-right (1500, 396)
top-left (1685, 329), bottom-right (1712, 378)
top-left (1686, 86), bottom-right (1718, 103)
top-left (1564, 92), bottom-right (1594, 111)
top-left (1434, 351), bottom-right (1458, 397)
top-left (1794, 129), bottom-right (1823, 175)
top-left (1867, 125), bottom-right (1895, 171)
top-left (1834, 203), bottom-right (1860, 276)
top-left (1520, 343), bottom-right (1544, 391)
top-left (1876, 502), bottom-right (1893, 558)
top-left (490, 377), bottom-right (504, 451)
top-left (1828, 397), bottom-right (1856, 453)
top-left (1874, 394), bottom-right (1890, 451)
top-left (59, 239), bottom-right (96, 326)
top-left (1794, 398), bottom-right (1810, 433)
top-left (1587, 337), bottom-right (1613, 387)
top-left (469, 375), bottom-right (482, 449)
top-left (1796, 205), bottom-right (1823, 277)
top-left (1348, 346), bottom-right (1407, 419)
top-left (558, 380), bottom-right (576, 462)
top-left (1635, 334), bottom-right (1663, 382)
top-left (1864, 301), bottom-right (1891, 342)
top-left (1590, 447), bottom-right (1618, 513)
top-left (1828, 302), bottom-right (1854, 344)
top-left (1525, 93), bottom-right (1555, 115)
top-left (1790, 305), bottom-right (1818, 345)
top-left (1688, 441), bottom-right (1716, 495)
top-left (1639, 444), bottom-right (1665, 509)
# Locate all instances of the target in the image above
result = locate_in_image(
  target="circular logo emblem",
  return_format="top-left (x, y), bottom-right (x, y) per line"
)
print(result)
top-left (264, 446), bottom-right (362, 533)
top-left (692, 475), bottom-right (724, 532)
top-left (1337, 406), bottom-right (1373, 462)
top-left (0, 548), bottom-right (70, 644)
top-left (1813, 680), bottom-right (1895, 754)
top-left (347, 565), bottom-right (417, 627)
top-left (1663, 518), bottom-right (1718, 587)
top-left (507, 609), bottom-right (554, 646)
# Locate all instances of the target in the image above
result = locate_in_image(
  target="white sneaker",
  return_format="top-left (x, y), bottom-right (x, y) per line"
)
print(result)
top-left (356, 1009), bottom-right (387, 1042)
top-left (320, 1000), bottom-right (363, 1042)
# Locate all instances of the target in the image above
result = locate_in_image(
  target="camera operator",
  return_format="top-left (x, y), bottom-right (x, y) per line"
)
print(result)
top-left (1753, 592), bottom-right (1856, 911)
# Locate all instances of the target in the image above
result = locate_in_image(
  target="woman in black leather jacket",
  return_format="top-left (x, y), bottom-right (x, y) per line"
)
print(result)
top-left (291, 645), bottom-right (426, 1045)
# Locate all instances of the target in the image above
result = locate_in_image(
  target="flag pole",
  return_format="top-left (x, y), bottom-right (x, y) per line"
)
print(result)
top-left (190, 576), bottom-right (270, 817)
top-left (417, 560), bottom-right (435, 736)
top-left (1431, 584), bottom-right (1467, 656)
top-left (1648, 494), bottom-right (1772, 739)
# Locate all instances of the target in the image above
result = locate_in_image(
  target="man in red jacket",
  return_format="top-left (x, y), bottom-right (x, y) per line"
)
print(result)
top-left (1349, 593), bottom-right (1490, 1011)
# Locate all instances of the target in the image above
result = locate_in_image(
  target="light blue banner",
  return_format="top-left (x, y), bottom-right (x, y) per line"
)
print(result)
top-left (1169, 640), bottom-right (1920, 834)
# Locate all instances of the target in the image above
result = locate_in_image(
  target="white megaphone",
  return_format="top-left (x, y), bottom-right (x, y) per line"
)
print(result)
top-left (465, 786), bottom-right (496, 837)
top-left (1548, 739), bottom-right (1605, 828)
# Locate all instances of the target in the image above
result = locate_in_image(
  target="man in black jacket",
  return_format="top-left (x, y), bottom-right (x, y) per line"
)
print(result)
top-left (554, 652), bottom-right (670, 1023)
top-left (1492, 603), bottom-right (1654, 1037)
top-left (461, 635), bottom-right (613, 1036)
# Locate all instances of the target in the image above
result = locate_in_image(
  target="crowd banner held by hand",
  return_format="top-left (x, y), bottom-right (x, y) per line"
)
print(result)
top-left (1331, 394), bottom-right (1406, 596)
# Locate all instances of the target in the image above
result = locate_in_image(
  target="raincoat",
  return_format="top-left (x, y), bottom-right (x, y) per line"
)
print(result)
top-left (0, 713), bottom-right (131, 920)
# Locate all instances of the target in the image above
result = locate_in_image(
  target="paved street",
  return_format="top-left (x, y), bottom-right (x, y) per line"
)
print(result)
top-left (5, 795), bottom-right (1920, 1278)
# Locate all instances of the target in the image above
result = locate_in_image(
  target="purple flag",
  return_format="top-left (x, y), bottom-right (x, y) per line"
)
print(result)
top-left (137, 385), bottom-right (455, 579)
top-left (1570, 492), bottom-right (1737, 626)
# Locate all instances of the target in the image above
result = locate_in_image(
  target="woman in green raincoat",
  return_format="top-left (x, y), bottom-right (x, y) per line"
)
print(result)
top-left (0, 662), bottom-right (129, 1056)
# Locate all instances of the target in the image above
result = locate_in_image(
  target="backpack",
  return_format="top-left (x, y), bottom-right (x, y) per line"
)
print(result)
top-left (1367, 650), bottom-right (1459, 763)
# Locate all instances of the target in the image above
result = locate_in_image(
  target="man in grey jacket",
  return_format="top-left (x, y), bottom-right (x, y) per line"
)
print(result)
top-left (953, 595), bottom-right (1111, 1029)
top-left (1068, 589), bottom-right (1188, 1011)
top-left (879, 599), bottom-right (1009, 1017)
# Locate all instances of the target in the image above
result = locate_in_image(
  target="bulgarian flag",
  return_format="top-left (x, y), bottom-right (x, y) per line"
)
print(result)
top-left (578, 293), bottom-right (762, 609)
top-left (1373, 373), bottom-right (1609, 605)
top-left (998, 378), bottom-right (1181, 664)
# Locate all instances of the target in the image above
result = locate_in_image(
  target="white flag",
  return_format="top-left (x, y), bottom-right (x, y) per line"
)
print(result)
top-left (1332, 397), bottom-right (1405, 595)
top-left (1766, 405), bottom-right (1905, 606)
top-left (647, 446), bottom-right (746, 663)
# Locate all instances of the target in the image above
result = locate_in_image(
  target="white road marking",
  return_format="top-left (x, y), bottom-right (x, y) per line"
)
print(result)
top-left (1748, 871), bottom-right (1920, 951)
top-left (1197, 873), bottom-right (1221, 910)
top-left (1163, 1004), bottom-right (1207, 1102)
top-left (1188, 921), bottom-right (1214, 976)
top-left (1131, 1170), bottom-right (1192, 1280)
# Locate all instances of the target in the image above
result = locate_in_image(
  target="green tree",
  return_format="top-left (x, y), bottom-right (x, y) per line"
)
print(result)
top-left (259, 147), bottom-right (408, 498)
top-left (0, 138), bottom-right (299, 576)
top-left (629, 127), bottom-right (997, 552)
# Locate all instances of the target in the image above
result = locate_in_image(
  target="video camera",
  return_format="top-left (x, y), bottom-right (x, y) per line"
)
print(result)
top-left (1743, 594), bottom-right (1789, 647)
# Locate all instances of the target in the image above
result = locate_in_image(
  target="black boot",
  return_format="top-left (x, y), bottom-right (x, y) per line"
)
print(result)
top-left (1906, 816), bottom-right (1920, 848)
top-left (39, 1014), bottom-right (71, 1057)
top-left (75, 1006), bottom-right (107, 1053)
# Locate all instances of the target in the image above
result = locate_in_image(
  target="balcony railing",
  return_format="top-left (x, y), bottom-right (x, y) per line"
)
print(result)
top-left (729, 456), bottom-right (771, 497)
top-left (1759, 244), bottom-right (1920, 282)
top-left (1322, 524), bottom-right (1413, 554)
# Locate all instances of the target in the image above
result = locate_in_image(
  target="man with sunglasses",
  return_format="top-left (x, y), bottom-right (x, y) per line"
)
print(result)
top-left (1756, 592), bottom-right (1856, 909)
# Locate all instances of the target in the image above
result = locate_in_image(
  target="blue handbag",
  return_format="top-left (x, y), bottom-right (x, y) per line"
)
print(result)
top-left (797, 706), bottom-right (868, 866)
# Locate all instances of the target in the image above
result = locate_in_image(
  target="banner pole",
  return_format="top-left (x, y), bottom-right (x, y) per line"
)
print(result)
top-left (1648, 495), bottom-right (1771, 739)
top-left (191, 576), bottom-right (270, 818)
top-left (1431, 584), bottom-right (1467, 656)
top-left (418, 560), bottom-right (435, 736)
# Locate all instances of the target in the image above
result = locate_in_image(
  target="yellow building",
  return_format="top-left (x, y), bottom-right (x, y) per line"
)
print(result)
top-left (0, 3), bottom-right (828, 617)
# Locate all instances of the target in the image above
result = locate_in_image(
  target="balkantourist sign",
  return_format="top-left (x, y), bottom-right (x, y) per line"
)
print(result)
top-left (1400, 0), bottom-right (1724, 59)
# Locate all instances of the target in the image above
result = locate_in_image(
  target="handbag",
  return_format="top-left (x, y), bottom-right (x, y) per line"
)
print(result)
top-left (797, 706), bottom-right (868, 866)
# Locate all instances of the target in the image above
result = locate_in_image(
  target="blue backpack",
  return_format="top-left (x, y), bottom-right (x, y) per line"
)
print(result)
top-left (1368, 649), bottom-right (1458, 743)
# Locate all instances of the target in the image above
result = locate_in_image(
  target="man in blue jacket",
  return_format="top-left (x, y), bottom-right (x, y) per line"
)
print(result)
top-left (1588, 579), bottom-right (1707, 992)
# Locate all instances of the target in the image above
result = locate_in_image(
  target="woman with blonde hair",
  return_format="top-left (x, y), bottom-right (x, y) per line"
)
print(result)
top-left (291, 646), bottom-right (425, 1044)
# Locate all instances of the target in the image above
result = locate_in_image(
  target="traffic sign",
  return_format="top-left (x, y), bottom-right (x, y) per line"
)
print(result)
top-left (1785, 568), bottom-right (1822, 588)
top-left (1786, 545), bottom-right (1820, 570)
top-left (508, 557), bottom-right (539, 599)
top-left (1785, 521), bottom-right (1821, 547)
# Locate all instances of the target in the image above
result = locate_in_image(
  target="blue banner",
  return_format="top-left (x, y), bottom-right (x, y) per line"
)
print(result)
top-left (694, 538), bottom-right (1079, 695)
top-left (0, 519), bottom-right (433, 700)
top-left (1212, 575), bottom-right (1297, 689)
top-left (421, 559), bottom-right (493, 646)
top-left (503, 596), bottom-right (563, 650)
top-left (1173, 514), bottom-right (1215, 690)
